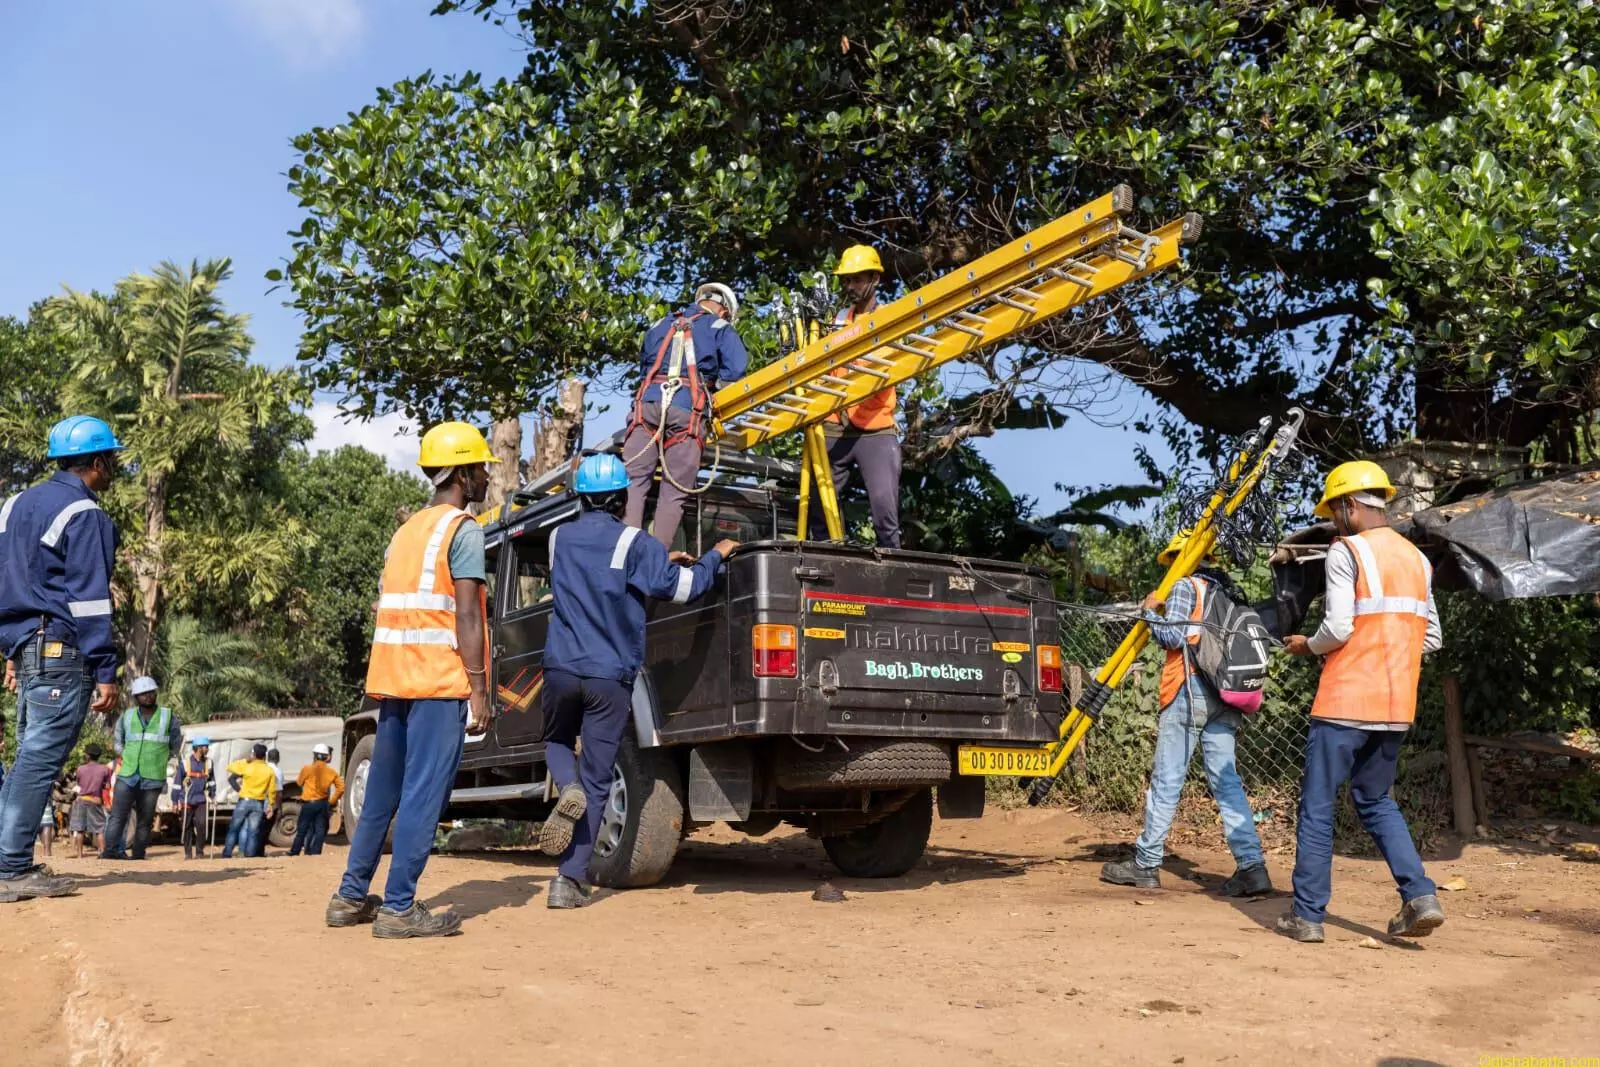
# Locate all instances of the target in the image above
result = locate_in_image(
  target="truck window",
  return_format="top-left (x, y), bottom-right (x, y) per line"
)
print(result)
top-left (484, 545), bottom-right (499, 619)
top-left (693, 487), bottom-right (797, 550)
top-left (505, 535), bottom-right (552, 616)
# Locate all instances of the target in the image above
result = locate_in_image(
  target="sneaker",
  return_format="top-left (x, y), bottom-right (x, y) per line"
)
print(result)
top-left (1100, 858), bottom-right (1161, 889)
top-left (538, 784), bottom-right (588, 857)
top-left (325, 893), bottom-right (383, 928)
top-left (1217, 864), bottom-right (1273, 897)
top-left (372, 901), bottom-right (463, 939)
top-left (1275, 912), bottom-right (1325, 943)
top-left (1388, 893), bottom-right (1445, 938)
top-left (546, 875), bottom-right (593, 910)
top-left (0, 865), bottom-right (77, 903)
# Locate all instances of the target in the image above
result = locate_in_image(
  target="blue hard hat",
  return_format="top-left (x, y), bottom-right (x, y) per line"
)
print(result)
top-left (47, 415), bottom-right (124, 459)
top-left (573, 454), bottom-right (628, 494)
top-left (190, 735), bottom-right (211, 747)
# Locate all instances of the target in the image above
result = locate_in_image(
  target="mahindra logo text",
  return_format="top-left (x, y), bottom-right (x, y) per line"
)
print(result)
top-left (847, 624), bottom-right (994, 655)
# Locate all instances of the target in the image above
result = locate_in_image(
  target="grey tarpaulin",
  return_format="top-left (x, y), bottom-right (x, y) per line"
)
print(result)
top-left (1267, 468), bottom-right (1600, 630)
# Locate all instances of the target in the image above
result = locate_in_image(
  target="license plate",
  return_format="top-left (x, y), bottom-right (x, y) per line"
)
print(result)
top-left (957, 745), bottom-right (1052, 776)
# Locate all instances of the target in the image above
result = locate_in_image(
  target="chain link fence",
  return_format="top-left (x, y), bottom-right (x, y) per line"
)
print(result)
top-left (1039, 601), bottom-right (1454, 853)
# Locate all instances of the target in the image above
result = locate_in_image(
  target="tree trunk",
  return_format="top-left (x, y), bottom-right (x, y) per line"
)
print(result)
top-left (529, 378), bottom-right (587, 480)
top-left (477, 418), bottom-right (524, 519)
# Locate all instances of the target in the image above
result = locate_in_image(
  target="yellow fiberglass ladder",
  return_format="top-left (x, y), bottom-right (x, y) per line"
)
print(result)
top-left (708, 185), bottom-right (1201, 538)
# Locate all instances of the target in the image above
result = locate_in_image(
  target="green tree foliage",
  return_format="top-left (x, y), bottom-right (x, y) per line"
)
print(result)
top-left (0, 312), bottom-right (66, 494)
top-left (286, 0), bottom-right (1597, 466)
top-left (153, 614), bottom-right (292, 723)
top-left (19, 260), bottom-right (313, 672)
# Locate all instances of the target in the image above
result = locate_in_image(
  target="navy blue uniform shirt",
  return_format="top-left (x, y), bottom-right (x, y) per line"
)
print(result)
top-left (638, 305), bottom-right (749, 411)
top-left (544, 511), bottom-right (725, 682)
top-left (0, 471), bottom-right (120, 683)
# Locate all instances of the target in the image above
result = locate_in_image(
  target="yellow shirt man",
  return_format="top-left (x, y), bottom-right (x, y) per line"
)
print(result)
top-left (227, 757), bottom-right (279, 806)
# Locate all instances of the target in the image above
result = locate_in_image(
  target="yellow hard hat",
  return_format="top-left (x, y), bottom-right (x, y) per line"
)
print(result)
top-left (833, 244), bottom-right (884, 276)
top-left (1313, 460), bottom-right (1395, 519)
top-left (1158, 528), bottom-right (1217, 567)
top-left (417, 422), bottom-right (500, 469)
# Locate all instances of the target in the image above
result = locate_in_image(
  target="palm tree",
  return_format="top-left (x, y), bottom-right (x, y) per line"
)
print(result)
top-left (153, 615), bottom-right (291, 724)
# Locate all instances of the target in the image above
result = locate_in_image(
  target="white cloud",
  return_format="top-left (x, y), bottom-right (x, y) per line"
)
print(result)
top-left (308, 402), bottom-right (418, 471)
top-left (230, 0), bottom-right (367, 66)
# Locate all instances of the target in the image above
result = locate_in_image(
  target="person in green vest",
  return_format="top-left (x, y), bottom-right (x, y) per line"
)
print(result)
top-left (101, 675), bottom-right (182, 861)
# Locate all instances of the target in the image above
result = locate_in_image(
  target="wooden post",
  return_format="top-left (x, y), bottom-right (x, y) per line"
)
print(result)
top-left (1465, 744), bottom-right (1490, 833)
top-left (1441, 674), bottom-right (1476, 838)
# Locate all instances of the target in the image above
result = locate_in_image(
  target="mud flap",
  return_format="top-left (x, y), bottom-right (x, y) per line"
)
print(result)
top-left (688, 744), bottom-right (753, 821)
top-left (936, 774), bottom-right (985, 820)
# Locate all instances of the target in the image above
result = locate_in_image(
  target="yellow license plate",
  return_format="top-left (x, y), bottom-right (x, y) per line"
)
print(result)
top-left (957, 745), bottom-right (1052, 776)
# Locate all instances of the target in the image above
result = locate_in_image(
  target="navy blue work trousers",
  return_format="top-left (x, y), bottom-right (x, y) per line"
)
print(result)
top-left (541, 668), bottom-right (631, 882)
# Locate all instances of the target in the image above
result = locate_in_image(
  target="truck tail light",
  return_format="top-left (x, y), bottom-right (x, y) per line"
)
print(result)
top-left (752, 624), bottom-right (798, 677)
top-left (1037, 644), bottom-right (1062, 693)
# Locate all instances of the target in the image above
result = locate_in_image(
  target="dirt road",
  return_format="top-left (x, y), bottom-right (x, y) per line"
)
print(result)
top-left (6, 810), bottom-right (1597, 1066)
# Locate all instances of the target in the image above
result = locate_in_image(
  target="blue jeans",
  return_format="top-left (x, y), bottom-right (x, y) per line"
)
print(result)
top-left (1292, 719), bottom-right (1435, 923)
top-left (290, 799), bottom-right (331, 855)
top-left (101, 779), bottom-right (162, 859)
top-left (223, 798), bottom-right (266, 857)
top-left (541, 669), bottom-right (631, 882)
top-left (1134, 683), bottom-right (1264, 871)
top-left (338, 698), bottom-right (466, 913)
top-left (0, 638), bottom-right (93, 878)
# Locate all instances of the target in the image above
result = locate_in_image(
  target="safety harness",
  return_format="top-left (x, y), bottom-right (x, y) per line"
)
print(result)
top-left (624, 310), bottom-right (723, 495)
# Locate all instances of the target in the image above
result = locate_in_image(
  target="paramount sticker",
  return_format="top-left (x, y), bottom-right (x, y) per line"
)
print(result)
top-left (810, 599), bottom-right (867, 617)
top-left (993, 642), bottom-right (1030, 653)
top-left (864, 659), bottom-right (985, 683)
top-left (804, 627), bottom-right (846, 640)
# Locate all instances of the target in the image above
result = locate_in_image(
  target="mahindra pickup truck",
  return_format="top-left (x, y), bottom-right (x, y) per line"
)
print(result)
top-left (339, 451), bottom-right (1065, 887)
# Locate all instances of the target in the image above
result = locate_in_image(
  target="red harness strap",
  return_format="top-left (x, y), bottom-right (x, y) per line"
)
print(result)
top-left (627, 311), bottom-right (710, 447)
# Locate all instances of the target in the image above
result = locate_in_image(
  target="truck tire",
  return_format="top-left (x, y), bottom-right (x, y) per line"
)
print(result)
top-left (587, 735), bottom-right (685, 890)
top-left (774, 741), bottom-right (952, 791)
top-left (821, 788), bottom-right (933, 878)
top-left (341, 733), bottom-right (393, 855)
top-left (267, 800), bottom-right (303, 850)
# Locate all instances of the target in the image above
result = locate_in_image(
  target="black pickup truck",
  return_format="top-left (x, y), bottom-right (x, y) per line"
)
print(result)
top-left (339, 452), bottom-right (1064, 887)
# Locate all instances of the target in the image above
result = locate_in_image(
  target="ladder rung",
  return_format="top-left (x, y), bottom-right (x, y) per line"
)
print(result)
top-left (992, 296), bottom-right (1038, 313)
top-left (955, 310), bottom-right (992, 324)
top-left (767, 400), bottom-right (813, 416)
top-left (939, 319), bottom-right (985, 337)
top-left (855, 353), bottom-right (896, 367)
top-left (803, 382), bottom-right (850, 398)
top-left (898, 331), bottom-right (939, 347)
top-left (888, 341), bottom-right (935, 358)
top-left (819, 374), bottom-right (853, 387)
top-left (1009, 286), bottom-right (1044, 300)
top-left (1048, 265), bottom-right (1095, 288)
top-left (848, 363), bottom-right (891, 380)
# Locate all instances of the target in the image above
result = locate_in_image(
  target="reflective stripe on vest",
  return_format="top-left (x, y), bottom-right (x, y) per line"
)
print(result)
top-left (828, 305), bottom-right (898, 432)
top-left (365, 504), bottom-right (488, 700)
top-left (1310, 527), bottom-right (1431, 726)
top-left (1157, 578), bottom-right (1206, 708)
top-left (118, 706), bottom-right (173, 781)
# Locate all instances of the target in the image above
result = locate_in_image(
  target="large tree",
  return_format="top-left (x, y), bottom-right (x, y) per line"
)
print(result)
top-left (284, 0), bottom-right (1599, 470)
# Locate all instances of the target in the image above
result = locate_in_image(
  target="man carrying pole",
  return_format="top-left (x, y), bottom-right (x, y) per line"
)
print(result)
top-left (1277, 460), bottom-right (1445, 943)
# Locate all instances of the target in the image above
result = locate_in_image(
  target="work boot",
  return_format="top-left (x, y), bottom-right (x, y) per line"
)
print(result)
top-left (1100, 858), bottom-right (1161, 889)
top-left (1274, 912), bottom-right (1325, 943)
top-left (546, 875), bottom-right (593, 910)
top-left (538, 783), bottom-right (588, 857)
top-left (1387, 894), bottom-right (1445, 938)
top-left (372, 901), bottom-right (463, 939)
top-left (0, 865), bottom-right (77, 903)
top-left (1216, 864), bottom-right (1273, 898)
top-left (325, 893), bottom-right (383, 928)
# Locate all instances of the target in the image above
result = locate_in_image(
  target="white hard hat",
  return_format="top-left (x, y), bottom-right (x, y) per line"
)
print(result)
top-left (130, 676), bottom-right (159, 696)
top-left (694, 282), bottom-right (739, 323)
top-left (312, 743), bottom-right (332, 757)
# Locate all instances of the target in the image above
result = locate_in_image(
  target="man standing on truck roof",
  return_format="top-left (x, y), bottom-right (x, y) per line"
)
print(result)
top-left (1277, 461), bottom-right (1445, 944)
top-left (537, 453), bottom-right (736, 909)
top-left (0, 416), bottom-right (125, 904)
top-left (102, 675), bottom-right (183, 861)
top-left (810, 245), bottom-right (902, 548)
top-left (622, 282), bottom-right (749, 549)
top-left (1100, 530), bottom-right (1271, 897)
top-left (290, 743), bottom-right (343, 857)
top-left (326, 421), bottom-right (495, 939)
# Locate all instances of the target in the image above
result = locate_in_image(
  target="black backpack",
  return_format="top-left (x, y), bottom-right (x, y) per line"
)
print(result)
top-left (1189, 570), bottom-right (1272, 714)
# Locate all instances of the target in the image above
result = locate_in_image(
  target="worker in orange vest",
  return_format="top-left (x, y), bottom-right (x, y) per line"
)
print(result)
top-left (325, 422), bottom-right (496, 939)
top-left (1278, 460), bottom-right (1444, 944)
top-left (1101, 530), bottom-right (1269, 896)
top-left (810, 244), bottom-right (902, 548)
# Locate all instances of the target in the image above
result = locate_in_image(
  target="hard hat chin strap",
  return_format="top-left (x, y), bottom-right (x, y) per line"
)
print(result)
top-left (429, 466), bottom-right (457, 487)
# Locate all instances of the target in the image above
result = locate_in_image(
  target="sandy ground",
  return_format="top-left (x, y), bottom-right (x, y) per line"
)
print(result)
top-left (4, 810), bottom-right (1598, 1067)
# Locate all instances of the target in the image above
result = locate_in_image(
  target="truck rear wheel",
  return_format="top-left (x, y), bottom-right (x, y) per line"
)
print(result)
top-left (820, 787), bottom-right (933, 878)
top-left (341, 733), bottom-right (392, 855)
top-left (587, 735), bottom-right (685, 890)
top-left (267, 800), bottom-right (302, 850)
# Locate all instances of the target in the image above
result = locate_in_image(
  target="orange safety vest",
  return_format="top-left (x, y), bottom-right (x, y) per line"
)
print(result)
top-left (1157, 577), bottom-right (1206, 708)
top-left (829, 305), bottom-right (898, 433)
top-left (1310, 526), bottom-right (1432, 726)
top-left (365, 504), bottom-right (489, 700)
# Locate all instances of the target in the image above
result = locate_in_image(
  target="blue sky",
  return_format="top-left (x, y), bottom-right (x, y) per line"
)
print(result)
top-left (0, 0), bottom-right (1163, 516)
